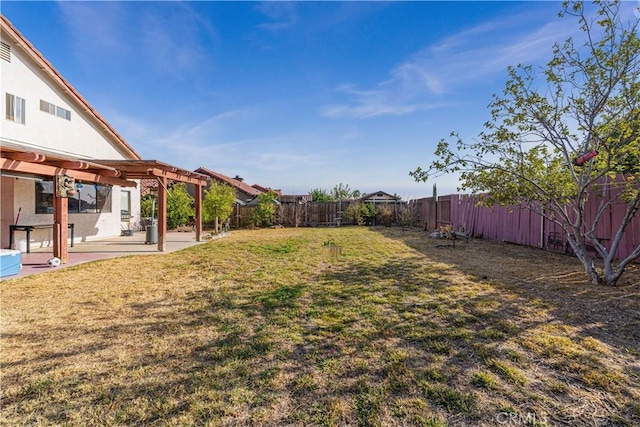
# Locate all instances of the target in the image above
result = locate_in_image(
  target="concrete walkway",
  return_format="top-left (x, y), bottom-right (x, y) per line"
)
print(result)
top-left (2, 230), bottom-right (221, 280)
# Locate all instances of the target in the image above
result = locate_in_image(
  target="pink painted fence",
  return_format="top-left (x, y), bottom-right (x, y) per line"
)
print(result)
top-left (414, 192), bottom-right (640, 262)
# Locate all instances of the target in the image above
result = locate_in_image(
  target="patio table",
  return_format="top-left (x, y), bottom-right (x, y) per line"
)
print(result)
top-left (9, 224), bottom-right (74, 253)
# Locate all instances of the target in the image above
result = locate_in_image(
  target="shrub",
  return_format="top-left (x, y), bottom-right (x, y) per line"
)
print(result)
top-left (378, 203), bottom-right (394, 226)
top-left (250, 191), bottom-right (278, 227)
top-left (166, 183), bottom-right (194, 229)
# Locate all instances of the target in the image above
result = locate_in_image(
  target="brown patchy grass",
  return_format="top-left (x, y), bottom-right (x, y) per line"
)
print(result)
top-left (1, 227), bottom-right (639, 426)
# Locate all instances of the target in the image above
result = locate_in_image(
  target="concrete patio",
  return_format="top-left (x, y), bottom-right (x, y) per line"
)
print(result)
top-left (1, 230), bottom-right (223, 280)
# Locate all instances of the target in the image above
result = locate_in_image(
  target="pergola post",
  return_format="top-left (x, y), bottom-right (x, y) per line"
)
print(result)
top-left (53, 180), bottom-right (69, 264)
top-left (157, 176), bottom-right (167, 252)
top-left (195, 183), bottom-right (202, 241)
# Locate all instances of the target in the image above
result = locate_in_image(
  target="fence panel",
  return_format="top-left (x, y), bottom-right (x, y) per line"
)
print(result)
top-left (442, 189), bottom-right (639, 262)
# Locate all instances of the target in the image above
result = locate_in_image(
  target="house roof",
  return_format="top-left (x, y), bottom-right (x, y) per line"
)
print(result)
top-left (360, 191), bottom-right (401, 201)
top-left (1, 15), bottom-right (141, 160)
top-left (195, 167), bottom-right (263, 197)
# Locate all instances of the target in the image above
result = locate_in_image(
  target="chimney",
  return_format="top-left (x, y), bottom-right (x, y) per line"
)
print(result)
top-left (234, 175), bottom-right (244, 182)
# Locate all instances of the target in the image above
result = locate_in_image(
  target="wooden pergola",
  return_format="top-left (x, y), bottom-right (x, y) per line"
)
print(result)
top-left (96, 159), bottom-right (209, 252)
top-left (1, 144), bottom-right (208, 263)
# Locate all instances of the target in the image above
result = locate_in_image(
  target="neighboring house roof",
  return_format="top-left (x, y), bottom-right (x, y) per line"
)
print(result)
top-left (195, 167), bottom-right (263, 199)
top-left (0, 15), bottom-right (141, 160)
top-left (252, 184), bottom-right (282, 197)
top-left (360, 191), bottom-right (402, 202)
top-left (251, 184), bottom-right (270, 192)
top-left (140, 178), bottom-right (178, 196)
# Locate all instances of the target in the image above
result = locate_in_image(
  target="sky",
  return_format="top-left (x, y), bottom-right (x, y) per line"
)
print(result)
top-left (4, 1), bottom-right (634, 199)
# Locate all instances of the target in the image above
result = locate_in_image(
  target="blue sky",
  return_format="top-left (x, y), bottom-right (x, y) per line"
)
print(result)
top-left (2, 1), bottom-right (616, 198)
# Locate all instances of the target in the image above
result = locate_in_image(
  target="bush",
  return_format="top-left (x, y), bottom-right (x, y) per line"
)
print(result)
top-left (140, 194), bottom-right (154, 219)
top-left (250, 191), bottom-right (278, 227)
top-left (362, 203), bottom-right (377, 225)
top-left (166, 183), bottom-right (194, 229)
top-left (378, 203), bottom-right (394, 226)
top-left (397, 202), bottom-right (418, 227)
top-left (344, 202), bottom-right (377, 226)
top-left (344, 202), bottom-right (364, 225)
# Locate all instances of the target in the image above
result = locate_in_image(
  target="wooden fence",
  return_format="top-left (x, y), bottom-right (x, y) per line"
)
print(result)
top-left (229, 201), bottom-right (411, 228)
top-left (413, 193), bottom-right (640, 262)
top-left (231, 201), bottom-right (355, 228)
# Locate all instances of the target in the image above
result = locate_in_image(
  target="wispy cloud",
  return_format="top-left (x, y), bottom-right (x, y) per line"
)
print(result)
top-left (57, 2), bottom-right (131, 59)
top-left (137, 4), bottom-right (218, 76)
top-left (322, 7), bottom-right (573, 120)
top-left (108, 107), bottom-right (334, 176)
top-left (255, 2), bottom-right (298, 32)
top-left (57, 2), bottom-right (216, 76)
top-left (138, 109), bottom-right (256, 150)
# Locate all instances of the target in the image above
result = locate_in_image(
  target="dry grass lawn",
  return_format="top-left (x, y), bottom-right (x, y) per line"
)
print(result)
top-left (1, 227), bottom-right (639, 426)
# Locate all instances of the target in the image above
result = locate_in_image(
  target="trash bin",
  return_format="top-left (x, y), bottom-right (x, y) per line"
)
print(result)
top-left (143, 217), bottom-right (157, 227)
top-left (145, 224), bottom-right (158, 244)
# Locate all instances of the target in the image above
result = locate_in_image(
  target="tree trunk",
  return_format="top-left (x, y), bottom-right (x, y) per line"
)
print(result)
top-left (603, 265), bottom-right (621, 286)
top-left (567, 233), bottom-right (603, 285)
top-left (576, 252), bottom-right (601, 285)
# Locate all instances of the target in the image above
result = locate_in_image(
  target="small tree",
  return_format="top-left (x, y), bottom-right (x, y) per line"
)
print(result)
top-left (203, 182), bottom-right (236, 232)
top-left (332, 182), bottom-right (361, 200)
top-left (310, 188), bottom-right (334, 202)
top-left (250, 190), bottom-right (278, 227)
top-left (166, 183), bottom-right (195, 229)
top-left (362, 203), bottom-right (378, 225)
top-left (411, 1), bottom-right (640, 286)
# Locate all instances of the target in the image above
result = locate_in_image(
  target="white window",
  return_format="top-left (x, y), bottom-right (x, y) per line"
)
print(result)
top-left (40, 99), bottom-right (55, 114)
top-left (6, 93), bottom-right (25, 124)
top-left (121, 190), bottom-right (132, 218)
top-left (40, 99), bottom-right (71, 121)
top-left (56, 105), bottom-right (71, 120)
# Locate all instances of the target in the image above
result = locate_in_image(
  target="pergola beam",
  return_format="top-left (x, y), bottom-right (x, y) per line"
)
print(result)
top-left (53, 160), bottom-right (90, 170)
top-left (2, 152), bottom-right (46, 162)
top-left (1, 157), bottom-right (136, 188)
top-left (95, 160), bottom-right (208, 187)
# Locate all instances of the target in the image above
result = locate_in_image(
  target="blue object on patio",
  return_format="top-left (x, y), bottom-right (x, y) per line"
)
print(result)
top-left (0, 249), bottom-right (22, 278)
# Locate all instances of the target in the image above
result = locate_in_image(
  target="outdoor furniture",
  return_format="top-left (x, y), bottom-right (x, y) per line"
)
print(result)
top-left (547, 232), bottom-right (566, 252)
top-left (9, 224), bottom-right (74, 253)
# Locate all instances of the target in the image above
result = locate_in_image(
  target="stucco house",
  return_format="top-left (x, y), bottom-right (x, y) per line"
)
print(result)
top-left (1, 15), bottom-right (207, 261)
